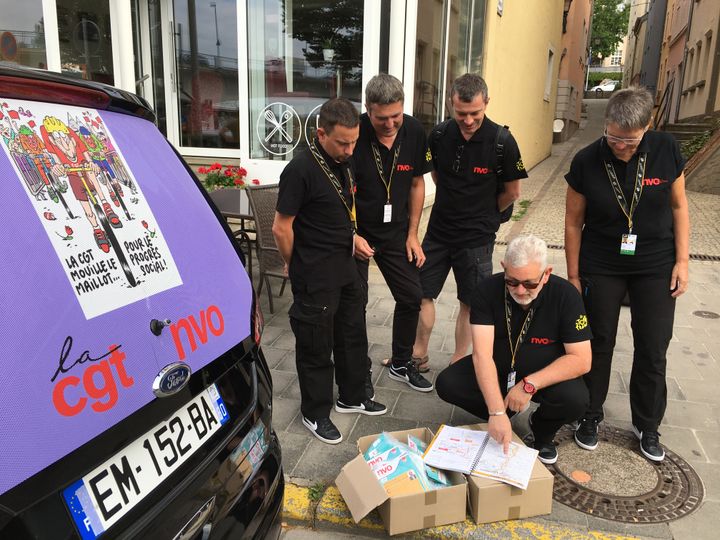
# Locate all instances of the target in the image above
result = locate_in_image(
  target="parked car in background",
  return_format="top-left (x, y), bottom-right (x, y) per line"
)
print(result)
top-left (0, 64), bottom-right (283, 540)
top-left (589, 79), bottom-right (619, 95)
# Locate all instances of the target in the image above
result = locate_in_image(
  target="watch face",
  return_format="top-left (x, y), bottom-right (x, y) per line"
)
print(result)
top-left (524, 381), bottom-right (535, 394)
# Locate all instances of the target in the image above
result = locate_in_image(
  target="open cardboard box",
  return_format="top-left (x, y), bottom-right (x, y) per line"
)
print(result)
top-left (335, 427), bottom-right (467, 536)
top-left (460, 423), bottom-right (554, 524)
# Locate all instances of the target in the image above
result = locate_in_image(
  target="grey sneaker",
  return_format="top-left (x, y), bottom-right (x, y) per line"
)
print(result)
top-left (302, 416), bottom-right (342, 445)
top-left (574, 418), bottom-right (599, 451)
top-left (388, 362), bottom-right (434, 392)
top-left (335, 398), bottom-right (387, 416)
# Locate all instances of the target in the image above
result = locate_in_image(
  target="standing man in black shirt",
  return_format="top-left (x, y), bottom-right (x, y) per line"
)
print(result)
top-left (273, 98), bottom-right (387, 445)
top-left (413, 73), bottom-right (528, 368)
top-left (435, 234), bottom-right (592, 463)
top-left (353, 74), bottom-right (434, 395)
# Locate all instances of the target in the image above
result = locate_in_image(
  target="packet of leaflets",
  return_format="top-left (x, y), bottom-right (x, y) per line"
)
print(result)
top-left (408, 434), bottom-right (450, 488)
top-left (363, 432), bottom-right (438, 495)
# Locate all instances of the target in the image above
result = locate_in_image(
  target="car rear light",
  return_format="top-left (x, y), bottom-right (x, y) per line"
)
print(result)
top-left (252, 288), bottom-right (264, 346)
top-left (0, 76), bottom-right (111, 109)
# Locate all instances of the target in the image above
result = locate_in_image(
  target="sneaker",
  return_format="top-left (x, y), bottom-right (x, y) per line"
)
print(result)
top-left (365, 368), bottom-right (375, 400)
top-left (632, 425), bottom-right (665, 462)
top-left (534, 441), bottom-right (558, 465)
top-left (302, 416), bottom-right (342, 444)
top-left (93, 228), bottom-right (110, 253)
top-left (388, 362), bottom-right (434, 392)
top-left (102, 202), bottom-right (122, 228)
top-left (335, 398), bottom-right (387, 416)
top-left (574, 418), bottom-right (599, 451)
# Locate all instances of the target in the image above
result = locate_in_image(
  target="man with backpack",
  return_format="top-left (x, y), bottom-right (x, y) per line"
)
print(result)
top-left (413, 73), bottom-right (528, 367)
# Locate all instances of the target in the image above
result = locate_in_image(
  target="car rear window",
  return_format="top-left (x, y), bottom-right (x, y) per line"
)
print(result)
top-left (0, 98), bottom-right (252, 495)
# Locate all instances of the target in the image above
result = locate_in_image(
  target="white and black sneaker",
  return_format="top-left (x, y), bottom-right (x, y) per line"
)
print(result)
top-left (574, 418), bottom-right (599, 451)
top-left (335, 398), bottom-right (388, 416)
top-left (302, 416), bottom-right (343, 444)
top-left (388, 362), bottom-right (434, 392)
top-left (632, 425), bottom-right (665, 462)
top-left (534, 441), bottom-right (558, 465)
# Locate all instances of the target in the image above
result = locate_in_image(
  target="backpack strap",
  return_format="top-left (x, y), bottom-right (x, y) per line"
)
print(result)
top-left (494, 124), bottom-right (509, 179)
top-left (429, 119), bottom-right (453, 159)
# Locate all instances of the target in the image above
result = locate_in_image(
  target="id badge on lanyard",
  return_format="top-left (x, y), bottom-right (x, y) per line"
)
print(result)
top-left (383, 203), bottom-right (392, 223)
top-left (507, 370), bottom-right (516, 391)
top-left (621, 233), bottom-right (637, 255)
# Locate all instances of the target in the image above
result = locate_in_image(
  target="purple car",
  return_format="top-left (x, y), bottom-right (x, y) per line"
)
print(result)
top-left (0, 64), bottom-right (283, 540)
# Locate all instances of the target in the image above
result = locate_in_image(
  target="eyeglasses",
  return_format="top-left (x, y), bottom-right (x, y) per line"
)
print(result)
top-left (452, 144), bottom-right (465, 173)
top-left (504, 269), bottom-right (546, 290)
top-left (604, 129), bottom-right (644, 146)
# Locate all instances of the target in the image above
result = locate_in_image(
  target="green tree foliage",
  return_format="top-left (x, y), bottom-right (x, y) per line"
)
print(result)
top-left (591, 0), bottom-right (630, 59)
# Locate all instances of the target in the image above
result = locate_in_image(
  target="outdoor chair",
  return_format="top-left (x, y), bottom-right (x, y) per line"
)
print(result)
top-left (246, 185), bottom-right (288, 313)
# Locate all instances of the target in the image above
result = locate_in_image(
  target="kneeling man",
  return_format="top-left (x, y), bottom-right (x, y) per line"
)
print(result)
top-left (436, 234), bottom-right (591, 463)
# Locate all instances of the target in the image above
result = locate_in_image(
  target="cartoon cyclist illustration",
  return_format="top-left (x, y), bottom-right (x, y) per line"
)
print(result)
top-left (41, 115), bottom-right (122, 253)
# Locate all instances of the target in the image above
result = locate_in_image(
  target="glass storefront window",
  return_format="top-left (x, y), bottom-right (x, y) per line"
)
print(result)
top-left (413, 0), bottom-right (485, 132)
top-left (0, 1), bottom-right (47, 69)
top-left (247, 0), bottom-right (364, 160)
top-left (56, 0), bottom-right (115, 84)
top-left (173, 0), bottom-right (240, 149)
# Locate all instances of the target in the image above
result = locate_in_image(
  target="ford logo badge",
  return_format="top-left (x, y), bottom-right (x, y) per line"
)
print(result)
top-left (153, 363), bottom-right (192, 397)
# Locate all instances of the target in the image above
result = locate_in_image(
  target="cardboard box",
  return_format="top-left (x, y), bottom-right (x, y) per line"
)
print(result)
top-left (335, 427), bottom-right (467, 536)
top-left (461, 423), bottom-right (554, 524)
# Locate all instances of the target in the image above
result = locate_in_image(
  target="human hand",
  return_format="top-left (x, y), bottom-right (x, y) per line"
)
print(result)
top-left (503, 384), bottom-right (532, 414)
top-left (670, 261), bottom-right (688, 298)
top-left (488, 414), bottom-right (512, 454)
top-left (282, 262), bottom-right (289, 277)
top-left (406, 235), bottom-right (426, 268)
top-left (569, 276), bottom-right (581, 294)
top-left (353, 234), bottom-right (375, 261)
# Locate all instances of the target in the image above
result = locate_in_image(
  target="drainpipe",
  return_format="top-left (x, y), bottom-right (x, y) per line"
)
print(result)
top-left (674, 0), bottom-right (696, 123)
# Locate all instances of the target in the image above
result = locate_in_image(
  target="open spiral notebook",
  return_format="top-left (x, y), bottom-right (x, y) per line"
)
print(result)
top-left (422, 425), bottom-right (539, 490)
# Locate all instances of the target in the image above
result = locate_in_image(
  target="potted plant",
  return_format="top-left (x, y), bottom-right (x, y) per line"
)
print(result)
top-left (199, 162), bottom-right (260, 190)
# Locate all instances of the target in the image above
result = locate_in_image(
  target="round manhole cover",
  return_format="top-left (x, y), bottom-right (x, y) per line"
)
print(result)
top-left (548, 424), bottom-right (704, 523)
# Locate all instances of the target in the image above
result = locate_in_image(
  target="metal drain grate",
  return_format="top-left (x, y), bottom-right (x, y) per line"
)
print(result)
top-left (548, 424), bottom-right (704, 523)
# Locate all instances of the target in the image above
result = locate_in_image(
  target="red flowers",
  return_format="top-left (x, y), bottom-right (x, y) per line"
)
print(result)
top-left (65, 226), bottom-right (73, 235)
top-left (199, 161), bottom-right (259, 190)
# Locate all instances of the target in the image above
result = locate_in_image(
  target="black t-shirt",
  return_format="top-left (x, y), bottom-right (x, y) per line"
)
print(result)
top-left (565, 131), bottom-right (685, 276)
top-left (427, 116), bottom-right (528, 248)
top-left (470, 274), bottom-right (592, 387)
top-left (354, 113), bottom-right (433, 245)
top-left (276, 142), bottom-right (357, 291)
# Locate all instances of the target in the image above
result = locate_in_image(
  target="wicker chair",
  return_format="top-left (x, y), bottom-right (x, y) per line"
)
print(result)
top-left (246, 185), bottom-right (288, 313)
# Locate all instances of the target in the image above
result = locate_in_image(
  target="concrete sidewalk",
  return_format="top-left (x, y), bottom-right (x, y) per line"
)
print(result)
top-left (260, 100), bottom-right (720, 539)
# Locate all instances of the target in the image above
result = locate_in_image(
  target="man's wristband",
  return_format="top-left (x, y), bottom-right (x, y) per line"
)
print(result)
top-left (488, 410), bottom-right (506, 416)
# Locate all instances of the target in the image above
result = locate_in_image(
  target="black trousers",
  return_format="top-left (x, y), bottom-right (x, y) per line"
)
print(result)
top-left (581, 273), bottom-right (676, 432)
top-left (289, 276), bottom-right (368, 421)
top-left (436, 355), bottom-right (589, 444)
top-left (356, 234), bottom-right (422, 367)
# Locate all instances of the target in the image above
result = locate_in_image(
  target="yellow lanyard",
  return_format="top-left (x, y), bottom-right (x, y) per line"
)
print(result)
top-left (504, 289), bottom-right (535, 372)
top-left (310, 140), bottom-right (357, 229)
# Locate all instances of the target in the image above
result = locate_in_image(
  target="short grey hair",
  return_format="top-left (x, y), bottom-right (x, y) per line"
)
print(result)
top-left (504, 234), bottom-right (548, 269)
top-left (365, 73), bottom-right (404, 106)
top-left (318, 98), bottom-right (360, 133)
top-left (450, 73), bottom-right (489, 103)
top-left (605, 86), bottom-right (654, 130)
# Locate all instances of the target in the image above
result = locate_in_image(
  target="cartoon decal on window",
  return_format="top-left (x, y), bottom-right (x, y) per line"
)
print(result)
top-left (0, 100), bottom-right (182, 319)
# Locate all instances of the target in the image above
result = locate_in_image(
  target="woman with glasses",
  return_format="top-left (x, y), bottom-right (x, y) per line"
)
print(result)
top-left (564, 86), bottom-right (690, 462)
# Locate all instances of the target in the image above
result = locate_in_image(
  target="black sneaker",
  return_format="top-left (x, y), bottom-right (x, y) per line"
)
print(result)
top-left (534, 441), bottom-right (558, 464)
top-left (335, 398), bottom-right (387, 416)
top-left (365, 368), bottom-right (375, 400)
top-left (574, 418), bottom-right (599, 451)
top-left (388, 362), bottom-right (434, 392)
top-left (302, 416), bottom-right (342, 444)
top-left (633, 426), bottom-right (665, 462)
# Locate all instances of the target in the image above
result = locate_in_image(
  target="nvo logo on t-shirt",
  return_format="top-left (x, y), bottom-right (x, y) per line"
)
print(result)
top-left (530, 337), bottom-right (555, 345)
top-left (643, 177), bottom-right (668, 187)
top-left (473, 166), bottom-right (491, 175)
top-left (396, 164), bottom-right (413, 172)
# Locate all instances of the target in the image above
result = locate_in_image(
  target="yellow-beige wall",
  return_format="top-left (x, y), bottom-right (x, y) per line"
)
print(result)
top-left (481, 0), bottom-right (565, 169)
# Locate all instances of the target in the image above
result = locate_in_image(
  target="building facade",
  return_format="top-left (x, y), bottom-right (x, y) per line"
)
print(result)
top-left (1, 0), bottom-right (564, 180)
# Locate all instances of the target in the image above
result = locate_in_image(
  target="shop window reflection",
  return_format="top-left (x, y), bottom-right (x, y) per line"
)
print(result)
top-left (174, 0), bottom-right (240, 149)
top-left (248, 0), bottom-right (364, 160)
top-left (0, 1), bottom-right (47, 69)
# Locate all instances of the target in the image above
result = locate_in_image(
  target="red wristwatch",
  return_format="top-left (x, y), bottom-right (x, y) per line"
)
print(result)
top-left (522, 377), bottom-right (537, 395)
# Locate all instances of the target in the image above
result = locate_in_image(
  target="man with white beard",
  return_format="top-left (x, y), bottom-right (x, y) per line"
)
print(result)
top-left (435, 234), bottom-right (592, 464)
